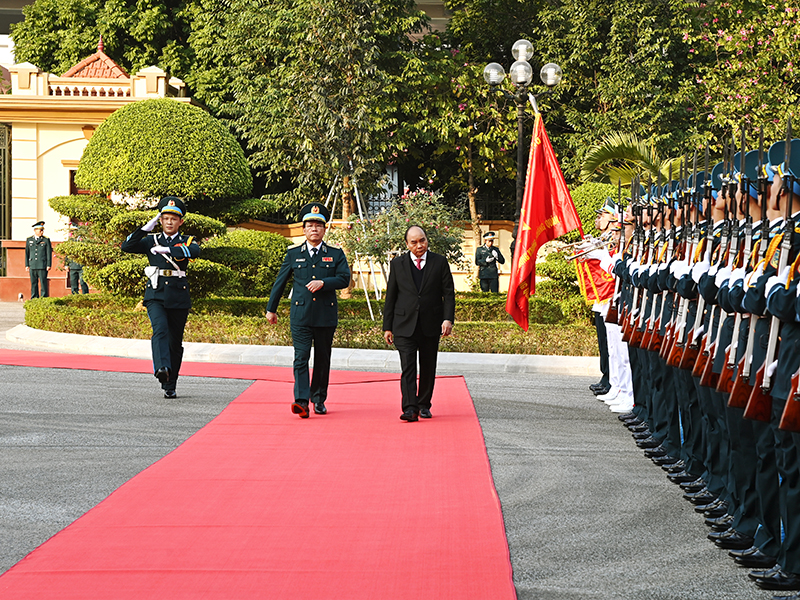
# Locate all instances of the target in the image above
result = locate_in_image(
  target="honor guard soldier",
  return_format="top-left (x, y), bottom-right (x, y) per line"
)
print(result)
top-left (121, 197), bottom-right (200, 399)
top-left (266, 202), bottom-right (350, 419)
top-left (25, 221), bottom-right (52, 298)
top-left (475, 231), bottom-right (505, 293)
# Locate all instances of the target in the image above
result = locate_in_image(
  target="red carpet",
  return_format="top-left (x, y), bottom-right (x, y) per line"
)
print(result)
top-left (0, 350), bottom-right (516, 599)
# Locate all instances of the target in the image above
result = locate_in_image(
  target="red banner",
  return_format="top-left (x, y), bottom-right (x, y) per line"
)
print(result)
top-left (506, 112), bottom-right (583, 330)
top-left (575, 258), bottom-right (615, 304)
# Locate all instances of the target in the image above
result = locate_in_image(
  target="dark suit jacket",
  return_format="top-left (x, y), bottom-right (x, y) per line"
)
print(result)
top-left (383, 251), bottom-right (455, 337)
top-left (266, 241), bottom-right (350, 327)
top-left (121, 228), bottom-right (201, 309)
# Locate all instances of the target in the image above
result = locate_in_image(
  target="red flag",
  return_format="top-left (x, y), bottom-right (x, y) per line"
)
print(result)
top-left (506, 112), bottom-right (583, 330)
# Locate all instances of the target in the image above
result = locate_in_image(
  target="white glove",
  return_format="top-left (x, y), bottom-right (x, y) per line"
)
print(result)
top-left (767, 359), bottom-right (779, 379)
top-left (658, 261), bottom-right (670, 272)
top-left (715, 265), bottom-right (732, 288)
top-left (142, 214), bottom-right (160, 232)
top-left (765, 266), bottom-right (790, 298)
top-left (691, 258), bottom-right (711, 283)
top-left (744, 263), bottom-right (764, 288)
top-left (150, 245), bottom-right (170, 255)
top-left (629, 260), bottom-right (641, 273)
top-left (491, 250), bottom-right (498, 259)
top-left (583, 249), bottom-right (604, 261)
top-left (611, 252), bottom-right (621, 264)
top-left (649, 263), bottom-right (659, 276)
top-left (485, 255), bottom-right (494, 263)
top-left (708, 264), bottom-right (719, 277)
top-left (729, 267), bottom-right (746, 287)
top-left (673, 260), bottom-right (691, 278)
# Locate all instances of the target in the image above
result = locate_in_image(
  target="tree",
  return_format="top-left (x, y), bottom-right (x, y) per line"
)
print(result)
top-left (680, 0), bottom-right (800, 141)
top-left (10, 0), bottom-right (197, 79)
top-left (216, 0), bottom-right (428, 215)
top-left (75, 98), bottom-right (252, 203)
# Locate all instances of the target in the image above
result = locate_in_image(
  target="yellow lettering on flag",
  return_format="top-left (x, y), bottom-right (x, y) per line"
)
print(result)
top-left (534, 216), bottom-right (560, 241)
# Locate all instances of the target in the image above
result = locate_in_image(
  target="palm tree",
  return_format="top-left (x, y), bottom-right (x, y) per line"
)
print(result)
top-left (580, 132), bottom-right (681, 186)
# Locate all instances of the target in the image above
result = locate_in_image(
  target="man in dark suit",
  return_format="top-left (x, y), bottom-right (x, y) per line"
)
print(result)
top-left (25, 221), bottom-right (52, 298)
top-left (266, 202), bottom-right (350, 419)
top-left (383, 225), bottom-right (456, 422)
top-left (121, 197), bottom-right (200, 399)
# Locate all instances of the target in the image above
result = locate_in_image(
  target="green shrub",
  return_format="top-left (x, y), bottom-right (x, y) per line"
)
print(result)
top-left (90, 258), bottom-right (244, 298)
top-left (201, 229), bottom-right (291, 297)
top-left (55, 239), bottom-right (125, 269)
top-left (48, 194), bottom-right (122, 224)
top-left (24, 296), bottom-right (598, 356)
top-left (75, 98), bottom-right (253, 201)
top-left (560, 182), bottom-right (617, 243)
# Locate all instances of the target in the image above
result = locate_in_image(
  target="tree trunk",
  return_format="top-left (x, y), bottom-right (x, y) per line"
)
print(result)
top-left (466, 139), bottom-right (482, 265)
top-left (339, 175), bottom-right (355, 298)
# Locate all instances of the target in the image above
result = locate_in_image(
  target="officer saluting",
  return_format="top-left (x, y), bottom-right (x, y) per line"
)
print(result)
top-left (25, 221), bottom-right (52, 298)
top-left (266, 202), bottom-right (350, 419)
top-left (475, 231), bottom-right (505, 293)
top-left (121, 197), bottom-right (200, 399)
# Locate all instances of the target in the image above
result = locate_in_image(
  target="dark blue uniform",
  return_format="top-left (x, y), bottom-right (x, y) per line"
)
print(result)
top-left (266, 241), bottom-right (350, 406)
top-left (25, 234), bottom-right (52, 298)
top-left (121, 227), bottom-right (200, 394)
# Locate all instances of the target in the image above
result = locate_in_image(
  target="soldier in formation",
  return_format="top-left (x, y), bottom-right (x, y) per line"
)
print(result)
top-left (601, 130), bottom-right (800, 595)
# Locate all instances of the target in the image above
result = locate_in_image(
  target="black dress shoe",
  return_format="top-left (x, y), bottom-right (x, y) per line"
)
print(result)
top-left (667, 471), bottom-right (696, 484)
top-left (400, 410), bottom-right (419, 422)
top-left (164, 389), bottom-right (177, 399)
top-left (686, 490), bottom-right (717, 505)
top-left (629, 424), bottom-right (650, 433)
top-left (704, 503), bottom-right (729, 518)
top-left (419, 408), bottom-right (432, 419)
top-left (592, 387), bottom-right (611, 396)
top-left (708, 528), bottom-right (733, 541)
top-left (733, 548), bottom-right (776, 568)
top-left (636, 437), bottom-right (662, 449)
top-left (753, 569), bottom-right (800, 591)
top-left (706, 513), bottom-right (734, 530)
top-left (695, 498), bottom-right (725, 513)
top-left (644, 446), bottom-right (668, 458)
top-left (713, 529), bottom-right (754, 549)
top-left (313, 402), bottom-right (327, 415)
top-left (155, 367), bottom-right (170, 384)
top-left (618, 412), bottom-right (639, 422)
top-left (651, 454), bottom-right (679, 466)
top-left (664, 460), bottom-right (686, 473)
top-left (632, 431), bottom-right (652, 440)
top-left (680, 478), bottom-right (707, 492)
top-left (750, 565), bottom-right (782, 581)
top-left (291, 401), bottom-right (310, 419)
top-left (589, 383), bottom-right (606, 391)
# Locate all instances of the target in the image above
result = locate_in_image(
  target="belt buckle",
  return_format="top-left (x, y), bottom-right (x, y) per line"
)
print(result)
top-left (163, 269), bottom-right (172, 277)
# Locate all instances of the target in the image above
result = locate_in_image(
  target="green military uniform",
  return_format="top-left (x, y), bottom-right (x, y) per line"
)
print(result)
top-left (475, 231), bottom-right (505, 293)
top-left (25, 221), bottom-right (52, 298)
top-left (67, 258), bottom-right (89, 295)
top-left (266, 202), bottom-right (350, 417)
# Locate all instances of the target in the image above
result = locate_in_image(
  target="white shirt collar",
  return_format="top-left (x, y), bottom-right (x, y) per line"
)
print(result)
top-left (307, 241), bottom-right (322, 254)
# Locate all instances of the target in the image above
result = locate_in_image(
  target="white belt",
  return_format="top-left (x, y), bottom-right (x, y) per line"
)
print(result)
top-left (158, 269), bottom-right (185, 277)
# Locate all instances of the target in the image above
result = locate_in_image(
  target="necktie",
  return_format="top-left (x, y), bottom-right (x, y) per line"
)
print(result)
top-left (311, 247), bottom-right (318, 257)
top-left (415, 257), bottom-right (422, 270)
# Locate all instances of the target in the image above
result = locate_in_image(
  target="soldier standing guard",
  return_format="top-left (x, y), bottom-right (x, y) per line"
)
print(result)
top-left (475, 231), bottom-right (505, 293)
top-left (266, 202), bottom-right (350, 419)
top-left (25, 221), bottom-right (52, 298)
top-left (121, 197), bottom-right (200, 399)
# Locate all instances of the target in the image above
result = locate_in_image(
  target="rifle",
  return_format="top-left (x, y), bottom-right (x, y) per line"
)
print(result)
top-left (681, 145), bottom-right (713, 369)
top-left (729, 126), bottom-right (766, 407)
top-left (780, 366), bottom-right (800, 431)
top-left (660, 160), bottom-right (681, 360)
top-left (605, 179), bottom-right (625, 325)
top-left (746, 120), bottom-right (794, 421)
top-left (700, 139), bottom-right (734, 386)
top-left (715, 136), bottom-right (742, 392)
top-left (643, 174), bottom-right (666, 350)
top-left (667, 151), bottom-right (698, 367)
top-left (622, 180), bottom-right (645, 343)
top-left (631, 176), bottom-right (655, 348)
top-left (686, 145), bottom-right (715, 372)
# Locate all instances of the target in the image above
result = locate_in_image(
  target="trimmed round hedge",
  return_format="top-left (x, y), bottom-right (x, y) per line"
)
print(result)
top-left (75, 98), bottom-right (253, 201)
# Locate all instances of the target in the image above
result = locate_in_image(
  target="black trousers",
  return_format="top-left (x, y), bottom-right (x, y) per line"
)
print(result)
top-left (479, 277), bottom-right (499, 293)
top-left (594, 311), bottom-right (610, 388)
top-left (69, 269), bottom-right (89, 294)
top-left (29, 269), bottom-right (48, 298)
top-left (394, 321), bottom-right (440, 413)
top-left (145, 300), bottom-right (188, 391)
top-left (290, 324), bottom-right (335, 403)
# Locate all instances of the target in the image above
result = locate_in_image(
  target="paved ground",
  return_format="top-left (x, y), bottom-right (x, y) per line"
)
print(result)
top-left (0, 302), bottom-right (775, 599)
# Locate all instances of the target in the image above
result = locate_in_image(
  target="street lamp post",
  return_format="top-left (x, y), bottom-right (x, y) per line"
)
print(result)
top-left (483, 41), bottom-right (562, 224)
